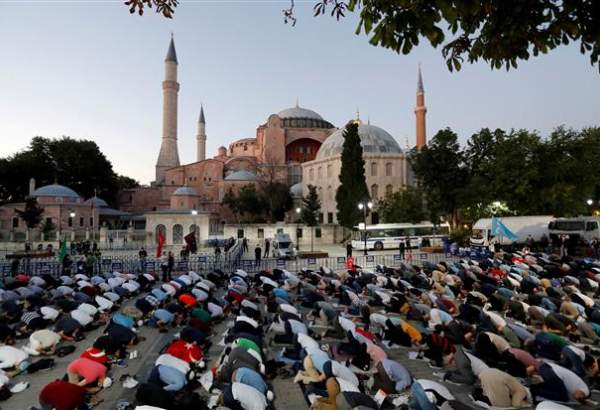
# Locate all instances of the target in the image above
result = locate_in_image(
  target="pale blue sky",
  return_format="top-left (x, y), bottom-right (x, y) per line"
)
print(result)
top-left (1, 1), bottom-right (599, 184)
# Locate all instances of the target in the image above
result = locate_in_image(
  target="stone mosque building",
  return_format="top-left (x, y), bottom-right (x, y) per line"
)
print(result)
top-left (117, 37), bottom-right (427, 243)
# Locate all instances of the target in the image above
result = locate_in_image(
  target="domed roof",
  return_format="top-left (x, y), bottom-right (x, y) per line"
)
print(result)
top-left (315, 123), bottom-right (402, 160)
top-left (277, 106), bottom-right (323, 120)
top-left (225, 170), bottom-right (258, 181)
top-left (84, 197), bottom-right (108, 207)
top-left (173, 186), bottom-right (199, 196)
top-left (32, 183), bottom-right (80, 198)
top-left (290, 183), bottom-right (303, 198)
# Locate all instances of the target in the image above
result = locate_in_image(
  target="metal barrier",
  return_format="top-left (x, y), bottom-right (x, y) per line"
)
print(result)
top-left (1, 239), bottom-right (246, 277)
top-left (1, 243), bottom-right (453, 277)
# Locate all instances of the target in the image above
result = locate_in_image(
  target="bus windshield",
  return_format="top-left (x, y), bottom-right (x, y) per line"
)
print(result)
top-left (551, 221), bottom-right (585, 231)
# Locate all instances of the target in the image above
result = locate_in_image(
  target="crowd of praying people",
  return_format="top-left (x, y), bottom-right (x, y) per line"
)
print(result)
top-left (1, 246), bottom-right (600, 409)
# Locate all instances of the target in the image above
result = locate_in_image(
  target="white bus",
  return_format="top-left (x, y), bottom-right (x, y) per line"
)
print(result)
top-left (351, 222), bottom-right (450, 251)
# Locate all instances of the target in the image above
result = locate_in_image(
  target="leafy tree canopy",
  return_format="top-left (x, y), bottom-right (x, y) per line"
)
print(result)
top-left (127, 0), bottom-right (600, 72)
top-left (0, 136), bottom-right (138, 207)
top-left (15, 197), bottom-right (44, 230)
top-left (301, 185), bottom-right (322, 227)
top-left (378, 186), bottom-right (426, 224)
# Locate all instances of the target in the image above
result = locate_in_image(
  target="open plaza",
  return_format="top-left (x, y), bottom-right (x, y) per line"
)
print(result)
top-left (2, 2), bottom-right (600, 410)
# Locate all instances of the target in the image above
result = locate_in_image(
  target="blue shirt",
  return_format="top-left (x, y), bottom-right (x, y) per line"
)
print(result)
top-left (158, 365), bottom-right (186, 392)
top-left (112, 312), bottom-right (134, 329)
top-left (154, 309), bottom-right (174, 324)
top-left (272, 288), bottom-right (289, 302)
top-left (152, 288), bottom-right (168, 302)
top-left (381, 359), bottom-right (412, 391)
top-left (234, 367), bottom-right (268, 394)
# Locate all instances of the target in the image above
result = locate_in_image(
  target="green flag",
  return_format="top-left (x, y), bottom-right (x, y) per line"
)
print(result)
top-left (58, 240), bottom-right (67, 262)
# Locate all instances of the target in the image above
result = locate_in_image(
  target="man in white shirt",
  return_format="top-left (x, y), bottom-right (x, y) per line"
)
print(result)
top-left (531, 361), bottom-right (590, 404)
top-left (0, 346), bottom-right (29, 376)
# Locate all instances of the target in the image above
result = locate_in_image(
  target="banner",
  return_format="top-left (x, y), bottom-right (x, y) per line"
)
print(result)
top-left (156, 229), bottom-right (165, 258)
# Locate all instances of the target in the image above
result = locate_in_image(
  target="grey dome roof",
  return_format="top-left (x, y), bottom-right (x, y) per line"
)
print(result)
top-left (173, 186), bottom-right (199, 196)
top-left (290, 183), bottom-right (303, 198)
top-left (32, 184), bottom-right (80, 198)
top-left (84, 197), bottom-right (108, 208)
top-left (315, 123), bottom-right (402, 160)
top-left (277, 106), bottom-right (323, 120)
top-left (225, 170), bottom-right (258, 181)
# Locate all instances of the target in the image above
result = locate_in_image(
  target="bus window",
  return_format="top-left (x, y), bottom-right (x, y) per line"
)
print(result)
top-left (414, 226), bottom-right (434, 236)
top-left (586, 222), bottom-right (598, 231)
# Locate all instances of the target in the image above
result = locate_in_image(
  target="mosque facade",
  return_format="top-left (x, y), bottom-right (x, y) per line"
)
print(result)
top-left (118, 37), bottom-right (427, 230)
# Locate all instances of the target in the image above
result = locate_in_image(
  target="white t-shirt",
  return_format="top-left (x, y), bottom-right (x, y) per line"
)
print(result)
top-left (231, 382), bottom-right (267, 410)
top-left (465, 351), bottom-right (489, 376)
top-left (71, 309), bottom-right (93, 326)
top-left (0, 346), bottom-right (28, 369)
top-left (546, 362), bottom-right (589, 399)
top-left (297, 333), bottom-right (320, 351)
top-left (155, 353), bottom-right (190, 375)
top-left (330, 361), bottom-right (359, 386)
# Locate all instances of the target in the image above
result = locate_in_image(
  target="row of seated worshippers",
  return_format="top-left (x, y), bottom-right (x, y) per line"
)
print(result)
top-left (0, 269), bottom-right (162, 406)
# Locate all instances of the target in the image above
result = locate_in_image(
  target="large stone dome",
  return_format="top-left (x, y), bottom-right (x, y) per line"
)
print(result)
top-left (32, 183), bottom-right (80, 198)
top-left (315, 123), bottom-right (402, 160)
top-left (84, 197), bottom-right (108, 207)
top-left (225, 170), bottom-right (258, 181)
top-left (277, 106), bottom-right (323, 120)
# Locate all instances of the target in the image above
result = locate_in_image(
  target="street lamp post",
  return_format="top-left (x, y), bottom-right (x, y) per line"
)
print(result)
top-left (357, 201), bottom-right (373, 256)
top-left (295, 207), bottom-right (301, 252)
top-left (69, 212), bottom-right (76, 242)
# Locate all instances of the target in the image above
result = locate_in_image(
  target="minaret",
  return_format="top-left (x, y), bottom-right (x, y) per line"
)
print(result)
top-left (415, 65), bottom-right (427, 148)
top-left (196, 105), bottom-right (206, 161)
top-left (155, 35), bottom-right (181, 184)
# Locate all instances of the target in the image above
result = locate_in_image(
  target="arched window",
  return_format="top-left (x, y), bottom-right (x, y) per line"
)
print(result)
top-left (371, 162), bottom-right (378, 176)
top-left (371, 184), bottom-right (379, 199)
top-left (309, 168), bottom-right (314, 181)
top-left (385, 184), bottom-right (393, 196)
top-left (173, 224), bottom-right (183, 244)
top-left (318, 186), bottom-right (323, 200)
top-left (317, 167), bottom-right (322, 179)
top-left (327, 185), bottom-right (333, 201)
top-left (326, 164), bottom-right (332, 178)
top-left (385, 162), bottom-right (393, 176)
top-left (155, 224), bottom-right (166, 247)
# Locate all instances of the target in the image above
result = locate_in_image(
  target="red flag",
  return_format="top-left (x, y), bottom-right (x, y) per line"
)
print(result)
top-left (156, 229), bottom-right (165, 258)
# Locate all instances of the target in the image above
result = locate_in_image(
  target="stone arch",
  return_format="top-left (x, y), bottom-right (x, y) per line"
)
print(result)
top-left (172, 224), bottom-right (183, 244)
top-left (371, 184), bottom-right (379, 199)
top-left (155, 224), bottom-right (166, 245)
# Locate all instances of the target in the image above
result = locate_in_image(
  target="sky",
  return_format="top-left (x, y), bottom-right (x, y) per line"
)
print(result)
top-left (1, 1), bottom-right (599, 185)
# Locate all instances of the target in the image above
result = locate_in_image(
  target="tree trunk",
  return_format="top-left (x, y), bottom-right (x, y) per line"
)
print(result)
top-left (311, 227), bottom-right (314, 252)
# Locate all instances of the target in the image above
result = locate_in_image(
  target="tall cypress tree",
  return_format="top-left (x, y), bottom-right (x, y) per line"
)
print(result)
top-left (336, 122), bottom-right (370, 228)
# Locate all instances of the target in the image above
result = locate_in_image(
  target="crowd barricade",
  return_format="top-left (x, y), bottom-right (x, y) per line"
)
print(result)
top-left (1, 239), bottom-right (246, 278)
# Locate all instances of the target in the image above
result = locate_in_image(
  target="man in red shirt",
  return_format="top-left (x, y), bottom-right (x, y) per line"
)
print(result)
top-left (67, 357), bottom-right (108, 392)
top-left (39, 380), bottom-right (87, 410)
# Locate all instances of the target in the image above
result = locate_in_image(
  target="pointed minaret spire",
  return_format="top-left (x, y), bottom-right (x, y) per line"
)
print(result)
top-left (199, 104), bottom-right (206, 124)
top-left (295, 97), bottom-right (299, 108)
top-left (196, 104), bottom-right (207, 162)
top-left (165, 34), bottom-right (178, 64)
top-left (156, 36), bottom-right (181, 183)
top-left (415, 64), bottom-right (427, 149)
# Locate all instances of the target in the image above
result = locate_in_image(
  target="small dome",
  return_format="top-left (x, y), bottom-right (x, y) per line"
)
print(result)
top-left (32, 184), bottom-right (80, 198)
top-left (315, 123), bottom-right (402, 160)
top-left (277, 106), bottom-right (323, 120)
top-left (84, 197), bottom-right (108, 207)
top-left (290, 183), bottom-right (303, 198)
top-left (173, 186), bottom-right (199, 196)
top-left (225, 170), bottom-right (257, 181)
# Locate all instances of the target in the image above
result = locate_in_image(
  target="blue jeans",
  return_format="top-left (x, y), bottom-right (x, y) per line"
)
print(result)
top-left (409, 381), bottom-right (437, 410)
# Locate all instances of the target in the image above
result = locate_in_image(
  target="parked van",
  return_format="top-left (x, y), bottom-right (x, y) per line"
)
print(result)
top-left (271, 233), bottom-right (296, 259)
top-left (470, 216), bottom-right (554, 247)
top-left (549, 217), bottom-right (600, 244)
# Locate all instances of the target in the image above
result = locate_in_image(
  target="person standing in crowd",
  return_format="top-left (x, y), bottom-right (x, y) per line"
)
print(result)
top-left (160, 251), bottom-right (169, 282)
top-left (242, 237), bottom-right (249, 253)
top-left (255, 245), bottom-right (262, 266)
top-left (215, 245), bottom-right (222, 259)
top-left (346, 242), bottom-right (353, 257)
top-left (399, 240), bottom-right (406, 260)
top-left (138, 247), bottom-right (147, 260)
top-left (167, 251), bottom-right (175, 280)
top-left (264, 238), bottom-right (270, 258)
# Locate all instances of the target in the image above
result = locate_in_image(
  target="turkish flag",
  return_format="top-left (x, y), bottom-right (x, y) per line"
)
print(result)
top-left (346, 256), bottom-right (354, 270)
top-left (156, 229), bottom-right (165, 258)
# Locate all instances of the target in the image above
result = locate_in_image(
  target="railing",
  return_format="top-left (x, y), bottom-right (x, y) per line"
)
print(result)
top-left (0, 239), bottom-right (246, 277)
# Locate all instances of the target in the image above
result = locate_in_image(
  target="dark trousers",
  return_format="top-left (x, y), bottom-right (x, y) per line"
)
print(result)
top-left (530, 363), bottom-right (569, 402)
